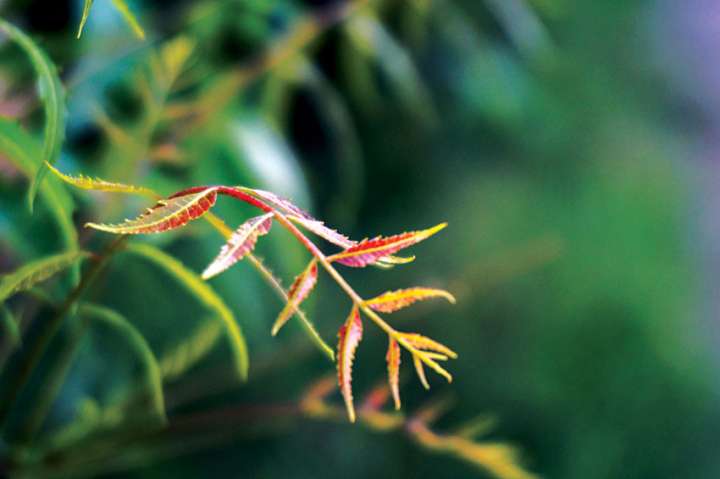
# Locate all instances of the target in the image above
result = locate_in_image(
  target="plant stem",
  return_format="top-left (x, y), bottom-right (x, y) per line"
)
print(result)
top-left (0, 236), bottom-right (127, 436)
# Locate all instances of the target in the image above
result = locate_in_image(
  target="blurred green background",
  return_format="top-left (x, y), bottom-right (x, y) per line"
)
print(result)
top-left (1, 0), bottom-right (719, 477)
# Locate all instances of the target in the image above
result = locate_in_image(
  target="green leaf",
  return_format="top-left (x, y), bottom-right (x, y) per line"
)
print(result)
top-left (111, 0), bottom-right (146, 40)
top-left (78, 303), bottom-right (166, 423)
top-left (0, 119), bottom-right (77, 252)
top-left (158, 319), bottom-right (223, 380)
top-left (1, 305), bottom-right (21, 348)
top-left (77, 0), bottom-right (94, 38)
top-left (0, 251), bottom-right (88, 303)
top-left (124, 243), bottom-right (249, 380)
top-left (0, 19), bottom-right (66, 212)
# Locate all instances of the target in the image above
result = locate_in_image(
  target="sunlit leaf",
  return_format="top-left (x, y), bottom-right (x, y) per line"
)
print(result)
top-left (271, 259), bottom-right (318, 336)
top-left (46, 162), bottom-right (156, 198)
top-left (413, 354), bottom-right (430, 390)
top-left (386, 338), bottom-right (401, 409)
top-left (239, 187), bottom-right (313, 219)
top-left (111, 0), bottom-right (145, 40)
top-left (288, 215), bottom-right (355, 249)
top-left (401, 332), bottom-right (457, 359)
top-left (202, 213), bottom-right (274, 280)
top-left (0, 19), bottom-right (66, 212)
top-left (329, 223), bottom-right (447, 267)
top-left (337, 305), bottom-right (363, 422)
top-left (76, 0), bottom-right (94, 38)
top-left (0, 251), bottom-right (88, 303)
top-left (86, 187), bottom-right (218, 234)
top-left (79, 303), bottom-right (166, 423)
top-left (125, 243), bottom-right (249, 380)
top-left (366, 287), bottom-right (456, 313)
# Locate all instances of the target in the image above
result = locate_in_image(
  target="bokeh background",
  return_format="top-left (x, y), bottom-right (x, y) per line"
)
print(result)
top-left (1, 0), bottom-right (720, 477)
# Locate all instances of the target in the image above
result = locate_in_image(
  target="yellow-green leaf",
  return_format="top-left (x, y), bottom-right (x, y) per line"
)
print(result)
top-left (0, 19), bottom-right (66, 212)
top-left (0, 251), bottom-right (88, 303)
top-left (124, 243), bottom-right (249, 380)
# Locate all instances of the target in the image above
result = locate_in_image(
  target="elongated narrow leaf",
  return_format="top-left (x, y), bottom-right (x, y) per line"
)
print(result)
top-left (46, 162), bottom-right (156, 198)
top-left (288, 215), bottom-right (355, 248)
top-left (79, 303), bottom-right (166, 422)
top-left (0, 119), bottom-right (76, 251)
top-left (111, 0), bottom-right (145, 39)
top-left (159, 319), bottom-right (222, 380)
top-left (0, 20), bottom-right (66, 212)
top-left (239, 187), bottom-right (313, 219)
top-left (386, 338), bottom-right (401, 409)
top-left (77, 0), bottom-right (94, 38)
top-left (329, 223), bottom-right (447, 268)
top-left (413, 354), bottom-right (430, 390)
top-left (401, 333), bottom-right (457, 359)
top-left (202, 213), bottom-right (273, 280)
top-left (125, 243), bottom-right (249, 380)
top-left (86, 187), bottom-right (218, 234)
top-left (367, 287), bottom-right (456, 313)
top-left (337, 306), bottom-right (363, 422)
top-left (0, 251), bottom-right (88, 302)
top-left (271, 260), bottom-right (318, 336)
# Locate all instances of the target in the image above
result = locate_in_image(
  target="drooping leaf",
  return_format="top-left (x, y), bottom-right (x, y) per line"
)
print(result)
top-left (239, 187), bottom-right (313, 219)
top-left (386, 338), bottom-right (401, 409)
top-left (367, 287), bottom-right (456, 313)
top-left (337, 305), bottom-right (363, 422)
top-left (86, 187), bottom-right (218, 235)
top-left (413, 354), bottom-right (430, 390)
top-left (202, 213), bottom-right (274, 280)
top-left (271, 259), bottom-right (318, 336)
top-left (288, 215), bottom-right (355, 249)
top-left (401, 332), bottom-right (457, 359)
top-left (125, 243), bottom-right (249, 380)
top-left (46, 162), bottom-right (157, 198)
top-left (0, 251), bottom-right (88, 303)
top-left (79, 303), bottom-right (166, 422)
top-left (76, 0), bottom-right (94, 38)
top-left (0, 119), bottom-right (76, 251)
top-left (0, 19), bottom-right (66, 212)
top-left (110, 0), bottom-right (146, 40)
top-left (329, 223), bottom-right (447, 267)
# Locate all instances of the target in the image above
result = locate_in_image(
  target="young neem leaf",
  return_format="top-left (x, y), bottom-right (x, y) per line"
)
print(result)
top-left (337, 305), bottom-right (363, 422)
top-left (86, 187), bottom-right (218, 234)
top-left (77, 0), bottom-right (94, 38)
top-left (329, 223), bottom-right (447, 267)
top-left (401, 333), bottom-right (457, 359)
top-left (0, 20), bottom-right (66, 213)
top-left (46, 161), bottom-right (156, 198)
top-left (386, 338), bottom-right (401, 410)
top-left (271, 259), bottom-right (318, 336)
top-left (202, 213), bottom-right (274, 280)
top-left (288, 215), bottom-right (355, 249)
top-left (366, 287), bottom-right (456, 313)
top-left (413, 354), bottom-right (430, 390)
top-left (239, 187), bottom-right (313, 219)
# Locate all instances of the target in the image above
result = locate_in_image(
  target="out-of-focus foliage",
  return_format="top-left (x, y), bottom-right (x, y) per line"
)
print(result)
top-left (1, 0), bottom-right (719, 478)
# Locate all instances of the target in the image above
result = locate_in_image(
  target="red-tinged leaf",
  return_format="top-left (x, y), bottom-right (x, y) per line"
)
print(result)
top-left (86, 188), bottom-right (218, 234)
top-left (413, 354), bottom-right (430, 390)
top-left (367, 287), bottom-right (456, 313)
top-left (289, 215), bottom-right (355, 249)
top-left (271, 260), bottom-right (318, 336)
top-left (337, 305), bottom-right (363, 422)
top-left (401, 333), bottom-right (457, 359)
top-left (386, 338), bottom-right (401, 410)
top-left (202, 213), bottom-right (273, 279)
top-left (240, 187), bottom-right (313, 219)
top-left (329, 223), bottom-right (447, 268)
